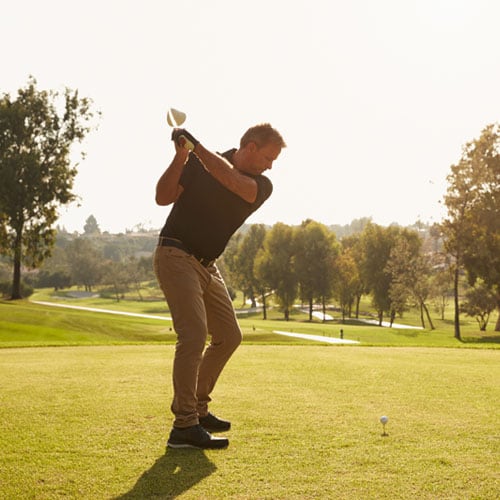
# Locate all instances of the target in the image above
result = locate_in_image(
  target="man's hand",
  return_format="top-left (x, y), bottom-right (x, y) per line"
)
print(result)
top-left (171, 128), bottom-right (199, 152)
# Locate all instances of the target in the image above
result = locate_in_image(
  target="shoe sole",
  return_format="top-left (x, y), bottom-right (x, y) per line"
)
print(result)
top-left (167, 440), bottom-right (229, 450)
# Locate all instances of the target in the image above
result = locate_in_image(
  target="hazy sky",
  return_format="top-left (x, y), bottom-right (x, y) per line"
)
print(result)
top-left (2, 0), bottom-right (499, 233)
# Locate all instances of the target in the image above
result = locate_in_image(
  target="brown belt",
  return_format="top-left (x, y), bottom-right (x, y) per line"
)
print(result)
top-left (158, 237), bottom-right (215, 268)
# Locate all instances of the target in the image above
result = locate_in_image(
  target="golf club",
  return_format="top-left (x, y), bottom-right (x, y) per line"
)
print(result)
top-left (166, 107), bottom-right (196, 151)
top-left (166, 107), bottom-right (186, 127)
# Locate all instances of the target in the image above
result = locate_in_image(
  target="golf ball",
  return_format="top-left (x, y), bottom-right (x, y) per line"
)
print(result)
top-left (380, 416), bottom-right (389, 424)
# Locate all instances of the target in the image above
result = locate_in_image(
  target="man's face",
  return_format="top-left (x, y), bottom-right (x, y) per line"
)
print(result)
top-left (242, 142), bottom-right (282, 175)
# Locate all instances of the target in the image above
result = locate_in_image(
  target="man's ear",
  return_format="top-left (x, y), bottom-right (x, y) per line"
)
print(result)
top-left (247, 141), bottom-right (258, 152)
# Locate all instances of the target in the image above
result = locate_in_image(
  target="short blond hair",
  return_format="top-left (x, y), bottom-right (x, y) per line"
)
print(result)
top-left (240, 123), bottom-right (286, 149)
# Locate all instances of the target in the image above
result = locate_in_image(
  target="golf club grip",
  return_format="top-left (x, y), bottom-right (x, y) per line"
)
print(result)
top-left (179, 135), bottom-right (195, 151)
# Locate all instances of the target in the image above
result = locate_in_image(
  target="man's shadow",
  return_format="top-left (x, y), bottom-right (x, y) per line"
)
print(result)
top-left (116, 448), bottom-right (216, 499)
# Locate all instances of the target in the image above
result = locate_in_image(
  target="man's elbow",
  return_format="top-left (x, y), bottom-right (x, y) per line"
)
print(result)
top-left (155, 192), bottom-right (172, 206)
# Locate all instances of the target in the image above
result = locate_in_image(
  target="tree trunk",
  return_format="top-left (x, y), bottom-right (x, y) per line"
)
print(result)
top-left (422, 302), bottom-right (435, 330)
top-left (322, 296), bottom-right (326, 323)
top-left (261, 291), bottom-right (267, 320)
top-left (495, 298), bottom-right (500, 332)
top-left (355, 295), bottom-right (361, 318)
top-left (309, 297), bottom-right (313, 321)
top-left (419, 303), bottom-right (426, 329)
top-left (453, 264), bottom-right (461, 341)
top-left (11, 228), bottom-right (23, 300)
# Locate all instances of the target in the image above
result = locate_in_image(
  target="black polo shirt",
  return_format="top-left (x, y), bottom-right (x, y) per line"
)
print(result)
top-left (160, 149), bottom-right (272, 261)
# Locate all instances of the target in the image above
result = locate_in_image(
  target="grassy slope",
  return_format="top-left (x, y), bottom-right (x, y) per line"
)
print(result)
top-left (0, 345), bottom-right (498, 499)
top-left (1, 295), bottom-right (498, 348)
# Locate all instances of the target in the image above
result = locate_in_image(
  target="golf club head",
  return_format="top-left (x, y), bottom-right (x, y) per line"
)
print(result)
top-left (167, 108), bottom-right (186, 127)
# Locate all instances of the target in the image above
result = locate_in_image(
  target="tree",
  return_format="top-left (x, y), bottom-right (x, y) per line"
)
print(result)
top-left (294, 220), bottom-right (338, 321)
top-left (430, 265), bottom-right (453, 321)
top-left (441, 123), bottom-right (500, 336)
top-left (359, 224), bottom-right (396, 325)
top-left (66, 238), bottom-right (103, 292)
top-left (235, 224), bottom-right (268, 309)
top-left (360, 223), bottom-right (420, 326)
top-left (255, 223), bottom-right (297, 320)
top-left (83, 215), bottom-right (101, 235)
top-left (386, 236), bottom-right (435, 330)
top-left (462, 279), bottom-right (497, 331)
top-left (340, 234), bottom-right (366, 318)
top-left (332, 248), bottom-right (358, 322)
top-left (0, 77), bottom-right (98, 299)
top-left (102, 260), bottom-right (130, 302)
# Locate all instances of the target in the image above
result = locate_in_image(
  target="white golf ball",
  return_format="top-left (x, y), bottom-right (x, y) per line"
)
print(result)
top-left (380, 415), bottom-right (389, 424)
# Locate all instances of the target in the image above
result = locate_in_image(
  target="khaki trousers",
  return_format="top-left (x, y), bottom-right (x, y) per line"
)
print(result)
top-left (153, 245), bottom-right (242, 428)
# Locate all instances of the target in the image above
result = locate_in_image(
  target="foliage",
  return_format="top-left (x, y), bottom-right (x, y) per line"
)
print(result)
top-left (331, 247), bottom-right (358, 322)
top-left (359, 223), bottom-right (420, 325)
top-left (0, 280), bottom-right (33, 298)
top-left (255, 223), bottom-right (298, 320)
top-left (234, 224), bottom-right (267, 307)
top-left (462, 279), bottom-right (497, 331)
top-left (294, 220), bottom-right (339, 320)
top-left (0, 77), bottom-right (98, 299)
top-left (65, 237), bottom-right (103, 292)
top-left (386, 236), bottom-right (435, 329)
top-left (83, 214), bottom-right (101, 235)
top-left (441, 123), bottom-right (500, 335)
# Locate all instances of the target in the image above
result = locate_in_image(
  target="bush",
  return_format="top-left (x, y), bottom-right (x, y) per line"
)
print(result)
top-left (0, 281), bottom-right (34, 299)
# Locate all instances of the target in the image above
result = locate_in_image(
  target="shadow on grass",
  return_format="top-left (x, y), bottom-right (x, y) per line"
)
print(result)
top-left (462, 335), bottom-right (500, 344)
top-left (116, 448), bottom-right (216, 499)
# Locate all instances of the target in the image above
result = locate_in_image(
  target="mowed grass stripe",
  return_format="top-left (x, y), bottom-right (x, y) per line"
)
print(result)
top-left (0, 345), bottom-right (498, 499)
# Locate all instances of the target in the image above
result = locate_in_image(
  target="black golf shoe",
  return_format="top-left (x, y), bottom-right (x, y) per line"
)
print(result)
top-left (199, 412), bottom-right (231, 432)
top-left (167, 424), bottom-right (229, 449)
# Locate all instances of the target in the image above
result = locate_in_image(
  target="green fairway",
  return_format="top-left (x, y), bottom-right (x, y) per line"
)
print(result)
top-left (0, 345), bottom-right (498, 499)
top-left (1, 298), bottom-right (499, 348)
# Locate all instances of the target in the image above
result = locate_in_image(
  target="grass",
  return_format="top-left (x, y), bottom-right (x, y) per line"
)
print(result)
top-left (1, 291), bottom-right (499, 348)
top-left (0, 345), bottom-right (498, 499)
top-left (0, 293), bottom-right (499, 498)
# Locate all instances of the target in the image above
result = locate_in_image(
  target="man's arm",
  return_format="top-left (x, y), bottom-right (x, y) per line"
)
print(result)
top-left (155, 145), bottom-right (189, 206)
top-left (171, 128), bottom-right (258, 204)
top-left (194, 143), bottom-right (258, 204)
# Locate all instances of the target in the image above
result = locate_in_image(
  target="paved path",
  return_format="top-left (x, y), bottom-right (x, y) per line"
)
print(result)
top-left (32, 301), bottom-right (172, 321)
top-left (32, 301), bottom-right (359, 344)
top-left (273, 330), bottom-right (360, 344)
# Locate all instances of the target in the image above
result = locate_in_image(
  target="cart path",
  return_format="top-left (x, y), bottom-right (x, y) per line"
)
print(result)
top-left (32, 301), bottom-right (172, 321)
top-left (32, 301), bottom-right (359, 344)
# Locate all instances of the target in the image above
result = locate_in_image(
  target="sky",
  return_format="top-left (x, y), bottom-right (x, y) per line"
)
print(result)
top-left (2, 0), bottom-right (500, 233)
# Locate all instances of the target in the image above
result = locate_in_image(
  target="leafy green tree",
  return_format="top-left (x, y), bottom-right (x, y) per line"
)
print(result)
top-left (332, 248), bottom-right (358, 322)
top-left (83, 215), bottom-right (101, 235)
top-left (235, 224), bottom-right (268, 308)
top-left (360, 223), bottom-right (420, 326)
top-left (294, 220), bottom-right (338, 321)
top-left (65, 238), bottom-right (103, 292)
top-left (441, 123), bottom-right (500, 336)
top-left (102, 260), bottom-right (130, 302)
top-left (255, 223), bottom-right (297, 320)
top-left (340, 234), bottom-right (367, 318)
top-left (462, 279), bottom-right (497, 331)
top-left (430, 265), bottom-right (453, 321)
top-left (0, 77), bottom-right (98, 299)
top-left (386, 236), bottom-right (435, 329)
top-left (36, 269), bottom-right (72, 290)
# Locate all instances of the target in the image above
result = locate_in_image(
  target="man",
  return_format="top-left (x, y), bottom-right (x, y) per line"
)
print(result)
top-left (154, 123), bottom-right (286, 449)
